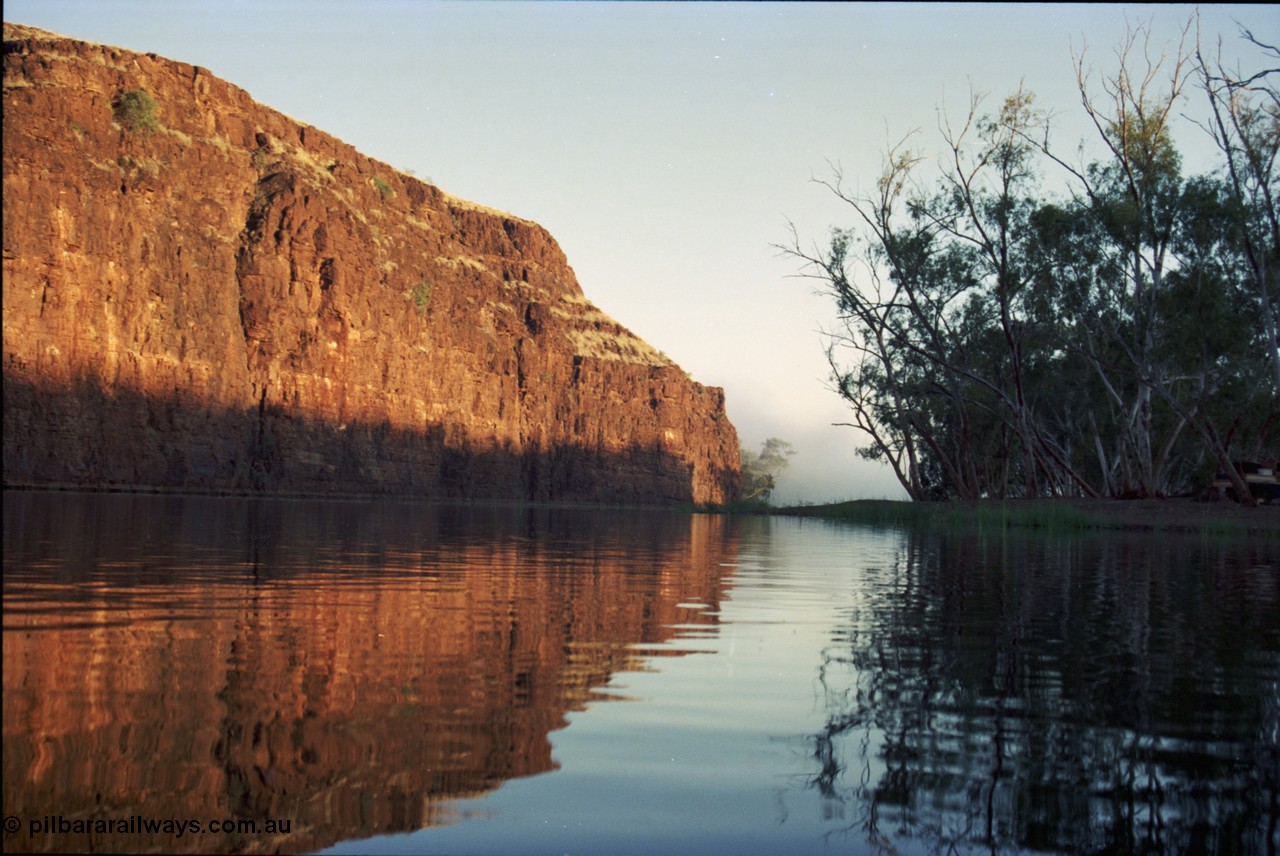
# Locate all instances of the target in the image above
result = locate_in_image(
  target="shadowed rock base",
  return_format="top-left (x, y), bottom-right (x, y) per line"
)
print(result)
top-left (3, 373), bottom-right (737, 503)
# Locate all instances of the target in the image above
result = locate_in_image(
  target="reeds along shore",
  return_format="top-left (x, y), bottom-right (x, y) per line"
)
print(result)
top-left (771, 497), bottom-right (1280, 538)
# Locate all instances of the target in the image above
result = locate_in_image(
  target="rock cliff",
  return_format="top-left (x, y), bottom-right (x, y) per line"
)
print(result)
top-left (1, 23), bottom-right (740, 504)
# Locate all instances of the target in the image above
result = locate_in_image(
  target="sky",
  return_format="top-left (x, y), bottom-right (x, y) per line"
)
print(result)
top-left (5, 1), bottom-right (1271, 503)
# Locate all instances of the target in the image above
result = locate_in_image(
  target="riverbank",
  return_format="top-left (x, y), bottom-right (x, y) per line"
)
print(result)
top-left (776, 496), bottom-right (1280, 537)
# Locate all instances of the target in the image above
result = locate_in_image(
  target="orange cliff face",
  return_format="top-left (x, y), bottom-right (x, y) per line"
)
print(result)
top-left (1, 23), bottom-right (741, 504)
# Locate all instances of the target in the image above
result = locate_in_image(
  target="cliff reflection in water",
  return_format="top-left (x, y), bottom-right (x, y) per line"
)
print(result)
top-left (2, 493), bottom-right (738, 854)
top-left (810, 530), bottom-right (1280, 854)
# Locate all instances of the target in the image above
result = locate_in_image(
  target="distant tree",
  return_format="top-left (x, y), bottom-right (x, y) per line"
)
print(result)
top-left (740, 438), bottom-right (795, 503)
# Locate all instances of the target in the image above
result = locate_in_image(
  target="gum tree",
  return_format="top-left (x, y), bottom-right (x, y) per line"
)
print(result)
top-left (790, 16), bottom-right (1273, 502)
top-left (1194, 25), bottom-right (1280, 396)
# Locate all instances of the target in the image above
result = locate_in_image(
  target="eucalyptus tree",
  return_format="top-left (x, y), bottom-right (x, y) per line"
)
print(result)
top-left (1194, 25), bottom-right (1280, 396)
top-left (782, 136), bottom-right (995, 501)
top-left (1160, 176), bottom-right (1272, 479)
top-left (1021, 201), bottom-right (1127, 495)
top-left (1187, 24), bottom-right (1280, 501)
top-left (1034, 17), bottom-right (1273, 503)
top-left (784, 96), bottom-right (1104, 501)
top-left (789, 17), bottom-right (1273, 502)
top-left (1049, 19), bottom-right (1198, 497)
top-left (929, 89), bottom-right (1104, 497)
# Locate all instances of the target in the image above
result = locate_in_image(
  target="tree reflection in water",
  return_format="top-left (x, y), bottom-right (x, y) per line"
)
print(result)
top-left (809, 530), bottom-right (1279, 854)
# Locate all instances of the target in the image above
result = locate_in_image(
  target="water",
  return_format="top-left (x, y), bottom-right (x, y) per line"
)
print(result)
top-left (3, 491), bottom-right (1277, 854)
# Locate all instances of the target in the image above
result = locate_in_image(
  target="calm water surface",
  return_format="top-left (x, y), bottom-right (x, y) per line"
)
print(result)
top-left (3, 492), bottom-right (1277, 854)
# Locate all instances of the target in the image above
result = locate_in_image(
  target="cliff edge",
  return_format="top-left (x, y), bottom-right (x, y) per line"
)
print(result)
top-left (1, 23), bottom-right (741, 504)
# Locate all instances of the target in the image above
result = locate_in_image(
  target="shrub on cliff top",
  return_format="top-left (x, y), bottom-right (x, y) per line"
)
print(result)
top-left (112, 89), bottom-right (160, 133)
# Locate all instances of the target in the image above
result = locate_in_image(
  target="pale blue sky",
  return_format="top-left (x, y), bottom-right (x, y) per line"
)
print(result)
top-left (6, 2), bottom-right (1270, 502)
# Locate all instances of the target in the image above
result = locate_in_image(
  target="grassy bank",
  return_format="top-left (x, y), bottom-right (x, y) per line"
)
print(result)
top-left (773, 497), bottom-right (1280, 538)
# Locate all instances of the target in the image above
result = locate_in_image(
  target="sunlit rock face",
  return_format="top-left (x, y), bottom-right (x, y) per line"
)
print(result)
top-left (1, 22), bottom-right (741, 504)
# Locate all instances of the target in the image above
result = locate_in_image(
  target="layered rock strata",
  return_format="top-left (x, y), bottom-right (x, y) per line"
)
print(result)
top-left (1, 23), bottom-right (740, 503)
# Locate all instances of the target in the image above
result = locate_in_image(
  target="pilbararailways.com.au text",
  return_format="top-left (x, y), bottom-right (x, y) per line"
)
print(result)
top-left (10, 814), bottom-right (291, 838)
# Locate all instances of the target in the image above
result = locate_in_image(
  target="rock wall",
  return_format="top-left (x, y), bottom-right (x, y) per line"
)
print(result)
top-left (1, 23), bottom-right (740, 504)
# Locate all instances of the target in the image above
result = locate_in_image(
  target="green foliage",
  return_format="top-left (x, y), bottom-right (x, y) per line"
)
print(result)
top-left (787, 499), bottom-right (1095, 531)
top-left (784, 22), bottom-right (1278, 503)
top-left (373, 176), bottom-right (395, 200)
top-left (112, 89), bottom-right (160, 133)
top-left (781, 499), bottom-right (935, 527)
top-left (410, 279), bottom-right (433, 313)
top-left (740, 438), bottom-right (794, 504)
